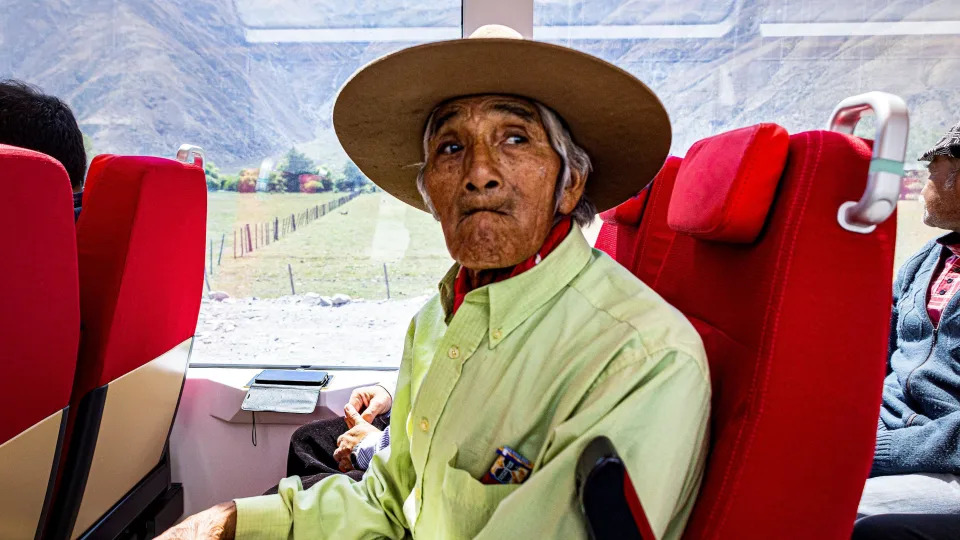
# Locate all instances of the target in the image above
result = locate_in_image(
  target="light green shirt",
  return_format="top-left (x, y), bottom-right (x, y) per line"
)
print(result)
top-left (235, 226), bottom-right (710, 539)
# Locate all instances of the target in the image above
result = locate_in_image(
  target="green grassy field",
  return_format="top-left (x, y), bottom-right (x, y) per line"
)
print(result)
top-left (202, 192), bottom-right (945, 300)
top-left (205, 191), bottom-right (342, 246)
top-left (205, 192), bottom-right (452, 299)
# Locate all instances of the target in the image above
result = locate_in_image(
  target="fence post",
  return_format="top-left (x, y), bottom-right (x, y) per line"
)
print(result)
top-left (240, 227), bottom-right (245, 257)
top-left (246, 223), bottom-right (253, 253)
top-left (233, 230), bottom-right (237, 258)
top-left (287, 263), bottom-right (296, 295)
top-left (218, 233), bottom-right (225, 265)
top-left (383, 263), bottom-right (391, 300)
top-left (274, 217), bottom-right (279, 241)
top-left (291, 213), bottom-right (296, 232)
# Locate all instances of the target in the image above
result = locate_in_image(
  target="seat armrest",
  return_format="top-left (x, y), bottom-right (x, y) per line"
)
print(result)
top-left (576, 436), bottom-right (651, 540)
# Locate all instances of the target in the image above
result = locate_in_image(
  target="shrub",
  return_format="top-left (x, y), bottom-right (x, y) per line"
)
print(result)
top-left (238, 168), bottom-right (259, 193)
top-left (204, 161), bottom-right (223, 192)
top-left (220, 174), bottom-right (239, 191)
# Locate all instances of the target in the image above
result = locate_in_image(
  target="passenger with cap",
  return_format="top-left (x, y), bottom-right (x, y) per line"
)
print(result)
top-left (854, 122), bottom-right (960, 538)
top-left (160, 25), bottom-right (710, 540)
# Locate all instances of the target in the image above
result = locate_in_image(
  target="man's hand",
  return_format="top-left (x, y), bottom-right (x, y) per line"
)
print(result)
top-left (333, 404), bottom-right (382, 472)
top-left (157, 501), bottom-right (236, 540)
top-left (347, 384), bottom-right (393, 423)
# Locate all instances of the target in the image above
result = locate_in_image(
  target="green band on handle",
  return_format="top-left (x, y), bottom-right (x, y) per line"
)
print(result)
top-left (869, 158), bottom-right (905, 176)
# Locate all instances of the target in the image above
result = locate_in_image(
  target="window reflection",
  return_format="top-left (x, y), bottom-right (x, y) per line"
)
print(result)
top-left (535, 0), bottom-right (959, 265)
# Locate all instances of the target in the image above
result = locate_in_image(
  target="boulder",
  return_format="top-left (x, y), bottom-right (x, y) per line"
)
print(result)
top-left (332, 294), bottom-right (352, 307)
top-left (208, 291), bottom-right (230, 302)
top-left (319, 296), bottom-right (333, 307)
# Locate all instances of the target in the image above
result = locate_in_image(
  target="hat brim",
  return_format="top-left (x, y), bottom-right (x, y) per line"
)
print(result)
top-left (919, 143), bottom-right (960, 162)
top-left (333, 38), bottom-right (671, 214)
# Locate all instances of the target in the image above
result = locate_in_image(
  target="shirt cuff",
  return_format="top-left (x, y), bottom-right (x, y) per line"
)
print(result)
top-left (352, 430), bottom-right (382, 470)
top-left (234, 494), bottom-right (293, 540)
top-left (871, 425), bottom-right (895, 477)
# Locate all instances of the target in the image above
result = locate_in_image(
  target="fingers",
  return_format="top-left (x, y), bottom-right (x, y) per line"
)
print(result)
top-left (364, 395), bottom-right (390, 422)
top-left (347, 388), bottom-right (367, 415)
top-left (343, 403), bottom-right (363, 428)
top-left (333, 444), bottom-right (354, 472)
top-left (360, 405), bottom-right (378, 423)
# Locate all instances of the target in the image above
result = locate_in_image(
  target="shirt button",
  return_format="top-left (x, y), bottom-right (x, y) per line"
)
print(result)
top-left (949, 279), bottom-right (955, 284)
top-left (940, 290), bottom-right (948, 295)
top-left (492, 329), bottom-right (503, 340)
top-left (447, 346), bottom-right (460, 359)
top-left (419, 417), bottom-right (429, 432)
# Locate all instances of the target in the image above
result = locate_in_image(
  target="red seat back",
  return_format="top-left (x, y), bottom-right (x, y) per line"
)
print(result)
top-left (0, 144), bottom-right (78, 538)
top-left (52, 154), bottom-right (206, 538)
top-left (0, 144), bottom-right (78, 443)
top-left (74, 154), bottom-right (206, 394)
top-left (600, 125), bottom-right (894, 538)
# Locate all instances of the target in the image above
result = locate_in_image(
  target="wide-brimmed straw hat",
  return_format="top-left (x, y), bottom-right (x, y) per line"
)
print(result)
top-left (332, 24), bottom-right (671, 213)
top-left (920, 120), bottom-right (960, 162)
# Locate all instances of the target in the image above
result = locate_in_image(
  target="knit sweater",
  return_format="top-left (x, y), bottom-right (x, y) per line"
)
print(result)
top-left (873, 233), bottom-right (960, 476)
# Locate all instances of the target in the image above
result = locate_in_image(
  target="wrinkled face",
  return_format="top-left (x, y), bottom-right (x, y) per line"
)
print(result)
top-left (922, 155), bottom-right (960, 230)
top-left (421, 95), bottom-right (583, 270)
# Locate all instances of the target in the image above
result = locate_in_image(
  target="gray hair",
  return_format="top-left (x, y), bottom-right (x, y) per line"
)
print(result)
top-left (415, 100), bottom-right (596, 227)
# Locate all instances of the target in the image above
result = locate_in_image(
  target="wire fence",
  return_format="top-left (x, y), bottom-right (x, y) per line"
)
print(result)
top-left (231, 191), bottom-right (361, 258)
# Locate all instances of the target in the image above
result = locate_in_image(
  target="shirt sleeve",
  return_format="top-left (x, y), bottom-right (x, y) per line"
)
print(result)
top-left (473, 346), bottom-right (710, 540)
top-left (873, 411), bottom-right (960, 476)
top-left (352, 428), bottom-right (386, 471)
top-left (234, 320), bottom-right (419, 540)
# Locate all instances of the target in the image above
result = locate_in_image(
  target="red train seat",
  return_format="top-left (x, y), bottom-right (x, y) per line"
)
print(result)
top-left (47, 153), bottom-right (206, 539)
top-left (0, 144), bottom-right (79, 539)
top-left (595, 156), bottom-right (684, 284)
top-left (589, 109), bottom-right (901, 537)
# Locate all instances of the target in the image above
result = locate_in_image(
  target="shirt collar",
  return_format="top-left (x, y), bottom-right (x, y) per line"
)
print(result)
top-left (937, 232), bottom-right (960, 258)
top-left (438, 224), bottom-right (594, 347)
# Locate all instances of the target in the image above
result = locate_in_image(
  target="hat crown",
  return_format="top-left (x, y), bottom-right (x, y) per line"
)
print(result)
top-left (468, 24), bottom-right (523, 40)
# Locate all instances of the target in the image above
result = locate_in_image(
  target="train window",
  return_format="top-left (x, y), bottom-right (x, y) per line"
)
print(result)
top-left (6, 1), bottom-right (957, 367)
top-left (2, 1), bottom-right (459, 367)
top-left (534, 0), bottom-right (960, 268)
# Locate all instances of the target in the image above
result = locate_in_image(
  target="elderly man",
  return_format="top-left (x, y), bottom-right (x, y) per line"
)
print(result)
top-left (161, 25), bottom-right (709, 540)
top-left (854, 121), bottom-right (960, 538)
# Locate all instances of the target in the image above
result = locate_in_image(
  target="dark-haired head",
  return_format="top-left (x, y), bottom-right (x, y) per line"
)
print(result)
top-left (0, 80), bottom-right (86, 191)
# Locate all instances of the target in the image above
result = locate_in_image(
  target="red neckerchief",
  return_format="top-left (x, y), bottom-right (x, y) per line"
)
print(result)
top-left (452, 217), bottom-right (573, 315)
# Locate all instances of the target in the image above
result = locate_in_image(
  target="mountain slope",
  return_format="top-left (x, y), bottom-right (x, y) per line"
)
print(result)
top-left (2, 0), bottom-right (957, 171)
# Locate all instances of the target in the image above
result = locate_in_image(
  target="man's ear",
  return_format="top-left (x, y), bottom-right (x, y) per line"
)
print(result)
top-left (558, 168), bottom-right (587, 215)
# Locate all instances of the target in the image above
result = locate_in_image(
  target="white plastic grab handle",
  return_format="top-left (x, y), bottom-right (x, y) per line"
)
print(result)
top-left (827, 91), bottom-right (909, 234)
top-left (176, 144), bottom-right (205, 168)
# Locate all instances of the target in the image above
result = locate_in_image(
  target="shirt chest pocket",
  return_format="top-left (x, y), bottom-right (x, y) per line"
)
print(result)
top-left (437, 461), bottom-right (520, 539)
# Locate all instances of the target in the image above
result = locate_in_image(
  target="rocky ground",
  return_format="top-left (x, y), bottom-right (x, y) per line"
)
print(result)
top-left (192, 292), bottom-right (429, 367)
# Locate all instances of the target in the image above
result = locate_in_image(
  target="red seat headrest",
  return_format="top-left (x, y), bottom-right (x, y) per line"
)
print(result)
top-left (668, 124), bottom-right (789, 243)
